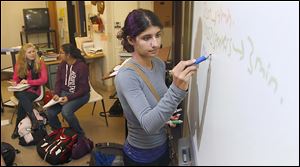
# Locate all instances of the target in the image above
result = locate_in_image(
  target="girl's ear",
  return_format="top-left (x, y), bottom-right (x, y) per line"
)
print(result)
top-left (127, 36), bottom-right (135, 46)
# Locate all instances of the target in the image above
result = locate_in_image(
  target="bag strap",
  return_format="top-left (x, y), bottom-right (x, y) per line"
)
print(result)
top-left (123, 62), bottom-right (161, 102)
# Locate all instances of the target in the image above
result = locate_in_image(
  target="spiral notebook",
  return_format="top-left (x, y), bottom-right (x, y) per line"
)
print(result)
top-left (7, 84), bottom-right (30, 92)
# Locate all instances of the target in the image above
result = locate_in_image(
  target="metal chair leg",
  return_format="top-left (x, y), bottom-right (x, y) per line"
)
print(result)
top-left (92, 102), bottom-right (96, 115)
top-left (101, 99), bottom-right (108, 127)
top-left (10, 109), bottom-right (16, 124)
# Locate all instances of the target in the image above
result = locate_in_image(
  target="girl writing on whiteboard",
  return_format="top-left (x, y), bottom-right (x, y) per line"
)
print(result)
top-left (115, 9), bottom-right (197, 165)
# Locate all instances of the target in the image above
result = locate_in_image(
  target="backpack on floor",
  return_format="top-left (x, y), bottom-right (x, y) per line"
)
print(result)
top-left (100, 99), bottom-right (123, 117)
top-left (89, 142), bottom-right (124, 166)
top-left (36, 127), bottom-right (78, 165)
top-left (72, 136), bottom-right (94, 160)
top-left (18, 109), bottom-right (48, 146)
top-left (1, 142), bottom-right (20, 166)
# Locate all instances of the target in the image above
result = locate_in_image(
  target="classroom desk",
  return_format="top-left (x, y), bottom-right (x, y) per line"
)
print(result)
top-left (45, 53), bottom-right (105, 90)
top-left (1, 49), bottom-right (19, 72)
top-left (1, 49), bottom-right (20, 112)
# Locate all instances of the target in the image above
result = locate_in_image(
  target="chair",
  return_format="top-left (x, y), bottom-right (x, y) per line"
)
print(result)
top-left (88, 81), bottom-right (108, 127)
top-left (8, 85), bottom-right (45, 124)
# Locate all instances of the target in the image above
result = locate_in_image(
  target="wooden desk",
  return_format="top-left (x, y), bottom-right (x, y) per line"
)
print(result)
top-left (45, 53), bottom-right (105, 90)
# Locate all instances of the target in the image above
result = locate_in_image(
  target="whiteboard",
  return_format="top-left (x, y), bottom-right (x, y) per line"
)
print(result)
top-left (186, 1), bottom-right (299, 165)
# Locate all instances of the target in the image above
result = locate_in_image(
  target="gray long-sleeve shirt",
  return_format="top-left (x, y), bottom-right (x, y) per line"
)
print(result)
top-left (115, 57), bottom-right (187, 149)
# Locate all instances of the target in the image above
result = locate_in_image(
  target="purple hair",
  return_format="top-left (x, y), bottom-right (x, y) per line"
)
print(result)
top-left (117, 8), bottom-right (163, 52)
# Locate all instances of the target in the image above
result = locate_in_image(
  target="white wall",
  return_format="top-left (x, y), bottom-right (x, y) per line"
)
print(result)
top-left (56, 1), bottom-right (69, 45)
top-left (1, 1), bottom-right (47, 48)
top-left (138, 1), bottom-right (153, 11)
top-left (187, 1), bottom-right (299, 165)
top-left (85, 1), bottom-right (142, 87)
top-left (161, 27), bottom-right (172, 47)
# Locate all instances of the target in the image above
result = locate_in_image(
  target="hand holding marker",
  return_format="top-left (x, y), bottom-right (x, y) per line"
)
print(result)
top-left (168, 54), bottom-right (211, 75)
top-left (168, 54), bottom-right (212, 124)
top-left (167, 55), bottom-right (212, 126)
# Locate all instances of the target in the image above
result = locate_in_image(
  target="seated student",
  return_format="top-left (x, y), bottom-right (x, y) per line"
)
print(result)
top-left (10, 43), bottom-right (48, 139)
top-left (45, 43), bottom-right (90, 138)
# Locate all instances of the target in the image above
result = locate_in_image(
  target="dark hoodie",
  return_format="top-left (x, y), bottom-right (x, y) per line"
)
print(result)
top-left (54, 60), bottom-right (90, 101)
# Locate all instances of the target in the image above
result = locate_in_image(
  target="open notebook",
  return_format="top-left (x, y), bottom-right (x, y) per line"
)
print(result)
top-left (7, 84), bottom-right (30, 92)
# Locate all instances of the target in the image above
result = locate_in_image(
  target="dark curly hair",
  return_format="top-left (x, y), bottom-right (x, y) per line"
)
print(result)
top-left (61, 43), bottom-right (86, 63)
top-left (117, 8), bottom-right (163, 53)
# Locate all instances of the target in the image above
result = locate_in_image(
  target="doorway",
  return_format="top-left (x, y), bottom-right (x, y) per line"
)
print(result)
top-left (66, 1), bottom-right (87, 46)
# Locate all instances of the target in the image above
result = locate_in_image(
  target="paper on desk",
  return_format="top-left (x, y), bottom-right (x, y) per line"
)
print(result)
top-left (43, 97), bottom-right (63, 109)
top-left (113, 65), bottom-right (121, 71)
top-left (109, 58), bottom-right (132, 77)
top-left (1, 120), bottom-right (10, 126)
top-left (109, 71), bottom-right (118, 77)
top-left (7, 83), bottom-right (30, 92)
top-left (113, 58), bottom-right (131, 72)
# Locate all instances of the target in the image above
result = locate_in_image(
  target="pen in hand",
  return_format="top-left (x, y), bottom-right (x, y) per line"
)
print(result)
top-left (169, 54), bottom-right (212, 74)
top-left (193, 54), bottom-right (212, 65)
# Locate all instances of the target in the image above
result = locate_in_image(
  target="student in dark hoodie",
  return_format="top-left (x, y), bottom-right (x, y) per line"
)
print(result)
top-left (46, 43), bottom-right (90, 138)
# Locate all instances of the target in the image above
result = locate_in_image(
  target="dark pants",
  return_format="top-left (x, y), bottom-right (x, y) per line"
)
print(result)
top-left (14, 91), bottom-right (38, 127)
top-left (123, 148), bottom-right (170, 166)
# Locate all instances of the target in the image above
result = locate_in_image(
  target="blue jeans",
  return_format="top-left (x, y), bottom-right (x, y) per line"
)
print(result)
top-left (46, 91), bottom-right (89, 137)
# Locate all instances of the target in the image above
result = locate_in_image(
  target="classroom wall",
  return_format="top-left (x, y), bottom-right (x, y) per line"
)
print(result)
top-left (93, 1), bottom-right (139, 87)
top-left (55, 1), bottom-right (69, 46)
top-left (186, 1), bottom-right (299, 165)
top-left (1, 1), bottom-right (47, 69)
top-left (1, 1), bottom-right (171, 88)
top-left (1, 1), bottom-right (47, 48)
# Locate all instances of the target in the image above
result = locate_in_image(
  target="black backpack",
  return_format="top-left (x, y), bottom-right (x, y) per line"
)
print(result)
top-left (36, 127), bottom-right (78, 165)
top-left (109, 99), bottom-right (123, 117)
top-left (18, 116), bottom-right (48, 146)
top-left (1, 142), bottom-right (20, 166)
top-left (19, 126), bottom-right (48, 146)
top-left (100, 99), bottom-right (123, 117)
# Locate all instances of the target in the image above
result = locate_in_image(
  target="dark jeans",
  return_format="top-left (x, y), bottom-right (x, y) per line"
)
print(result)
top-left (123, 148), bottom-right (170, 166)
top-left (14, 91), bottom-right (38, 126)
top-left (46, 91), bottom-right (89, 137)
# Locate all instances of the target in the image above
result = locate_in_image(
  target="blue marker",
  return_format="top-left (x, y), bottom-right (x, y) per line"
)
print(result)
top-left (194, 54), bottom-right (212, 65)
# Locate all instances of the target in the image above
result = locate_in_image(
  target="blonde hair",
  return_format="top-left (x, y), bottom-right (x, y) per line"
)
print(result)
top-left (17, 43), bottom-right (41, 78)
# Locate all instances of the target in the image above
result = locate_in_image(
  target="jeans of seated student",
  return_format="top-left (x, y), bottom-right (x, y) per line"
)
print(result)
top-left (14, 91), bottom-right (38, 126)
top-left (46, 91), bottom-right (90, 137)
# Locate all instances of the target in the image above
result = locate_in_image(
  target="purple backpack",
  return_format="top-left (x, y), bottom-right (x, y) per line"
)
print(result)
top-left (72, 137), bottom-right (94, 159)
